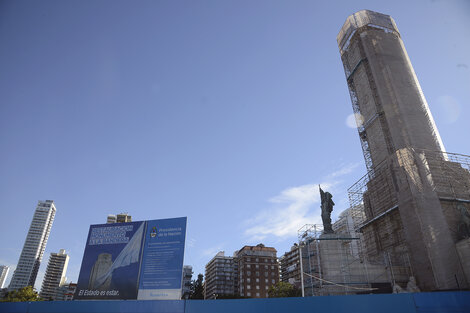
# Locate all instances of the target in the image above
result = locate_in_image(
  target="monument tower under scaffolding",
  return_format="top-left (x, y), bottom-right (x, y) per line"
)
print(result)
top-left (338, 10), bottom-right (470, 291)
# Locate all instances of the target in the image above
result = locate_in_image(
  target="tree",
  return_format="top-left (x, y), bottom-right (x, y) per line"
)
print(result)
top-left (190, 273), bottom-right (204, 299)
top-left (1, 286), bottom-right (43, 302)
top-left (268, 282), bottom-right (302, 298)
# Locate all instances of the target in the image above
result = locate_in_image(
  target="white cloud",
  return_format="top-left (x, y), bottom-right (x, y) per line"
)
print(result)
top-left (243, 183), bottom-right (326, 242)
top-left (243, 164), bottom-right (359, 242)
top-left (327, 162), bottom-right (360, 178)
top-left (436, 95), bottom-right (461, 124)
top-left (201, 244), bottom-right (226, 258)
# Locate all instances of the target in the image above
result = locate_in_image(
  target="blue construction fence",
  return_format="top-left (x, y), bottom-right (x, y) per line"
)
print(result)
top-left (0, 291), bottom-right (469, 313)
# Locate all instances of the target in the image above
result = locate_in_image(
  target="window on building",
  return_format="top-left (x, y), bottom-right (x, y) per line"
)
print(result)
top-left (247, 285), bottom-right (251, 290)
top-left (256, 293), bottom-right (260, 297)
top-left (256, 285), bottom-right (260, 290)
top-left (256, 271), bottom-right (259, 277)
top-left (255, 264), bottom-right (259, 269)
top-left (256, 278), bottom-right (259, 282)
top-left (272, 279), bottom-right (275, 284)
top-left (247, 264), bottom-right (251, 268)
top-left (247, 278), bottom-right (250, 283)
top-left (247, 292), bottom-right (251, 297)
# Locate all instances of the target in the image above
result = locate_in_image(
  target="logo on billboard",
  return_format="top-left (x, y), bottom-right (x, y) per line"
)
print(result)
top-left (150, 226), bottom-right (157, 238)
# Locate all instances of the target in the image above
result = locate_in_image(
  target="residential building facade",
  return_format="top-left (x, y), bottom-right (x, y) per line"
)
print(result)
top-left (237, 244), bottom-right (279, 298)
top-left (55, 282), bottom-right (77, 301)
top-left (107, 213), bottom-right (132, 224)
top-left (106, 215), bottom-right (117, 224)
top-left (204, 251), bottom-right (238, 299)
top-left (40, 249), bottom-right (69, 300)
top-left (0, 266), bottom-right (9, 289)
top-left (9, 200), bottom-right (56, 290)
top-left (279, 244), bottom-right (301, 289)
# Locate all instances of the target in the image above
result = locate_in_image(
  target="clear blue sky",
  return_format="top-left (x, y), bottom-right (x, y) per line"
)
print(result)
top-left (1, 0), bottom-right (469, 289)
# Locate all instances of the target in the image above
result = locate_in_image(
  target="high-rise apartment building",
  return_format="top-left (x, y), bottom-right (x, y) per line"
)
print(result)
top-left (0, 266), bottom-right (10, 289)
top-left (237, 244), bottom-right (279, 298)
top-left (204, 252), bottom-right (238, 299)
top-left (107, 213), bottom-right (132, 224)
top-left (9, 200), bottom-right (56, 290)
top-left (338, 10), bottom-right (470, 290)
top-left (40, 249), bottom-right (69, 300)
top-left (279, 244), bottom-right (301, 289)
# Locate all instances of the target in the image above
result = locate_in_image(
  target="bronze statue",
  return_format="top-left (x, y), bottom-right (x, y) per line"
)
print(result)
top-left (319, 185), bottom-right (335, 234)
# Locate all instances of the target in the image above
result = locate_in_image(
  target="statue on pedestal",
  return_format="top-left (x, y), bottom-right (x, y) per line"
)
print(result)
top-left (319, 186), bottom-right (335, 234)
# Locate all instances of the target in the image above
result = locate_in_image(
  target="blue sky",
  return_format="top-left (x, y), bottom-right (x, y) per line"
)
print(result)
top-left (1, 0), bottom-right (469, 289)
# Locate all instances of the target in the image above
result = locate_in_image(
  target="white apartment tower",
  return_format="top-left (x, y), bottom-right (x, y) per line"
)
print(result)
top-left (9, 200), bottom-right (56, 290)
top-left (40, 249), bottom-right (69, 300)
top-left (0, 265), bottom-right (10, 289)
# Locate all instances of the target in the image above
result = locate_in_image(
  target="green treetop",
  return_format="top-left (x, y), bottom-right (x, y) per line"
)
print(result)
top-left (1, 286), bottom-right (43, 302)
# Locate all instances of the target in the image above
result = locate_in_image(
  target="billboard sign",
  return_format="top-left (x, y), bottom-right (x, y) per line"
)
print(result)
top-left (75, 217), bottom-right (187, 300)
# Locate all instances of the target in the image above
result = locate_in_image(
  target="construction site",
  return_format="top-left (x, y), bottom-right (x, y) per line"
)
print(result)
top-left (297, 219), bottom-right (412, 297)
top-left (278, 8), bottom-right (470, 298)
top-left (297, 150), bottom-right (470, 296)
top-left (295, 10), bottom-right (470, 296)
top-left (349, 151), bottom-right (470, 255)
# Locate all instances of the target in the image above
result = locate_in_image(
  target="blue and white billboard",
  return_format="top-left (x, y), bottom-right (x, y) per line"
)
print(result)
top-left (75, 217), bottom-right (187, 300)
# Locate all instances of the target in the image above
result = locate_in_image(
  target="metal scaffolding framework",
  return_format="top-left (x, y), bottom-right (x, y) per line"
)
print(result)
top-left (348, 150), bottom-right (470, 248)
top-left (345, 150), bottom-right (470, 290)
top-left (297, 223), bottom-right (400, 296)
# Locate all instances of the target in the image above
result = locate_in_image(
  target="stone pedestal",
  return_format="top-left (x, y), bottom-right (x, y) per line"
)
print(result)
top-left (315, 233), bottom-right (406, 295)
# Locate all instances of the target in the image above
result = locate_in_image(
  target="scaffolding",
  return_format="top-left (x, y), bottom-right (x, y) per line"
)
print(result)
top-left (346, 149), bottom-right (470, 290)
top-left (338, 9), bottom-right (470, 290)
top-left (348, 150), bottom-right (470, 249)
top-left (297, 223), bottom-right (398, 296)
top-left (295, 151), bottom-right (470, 296)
